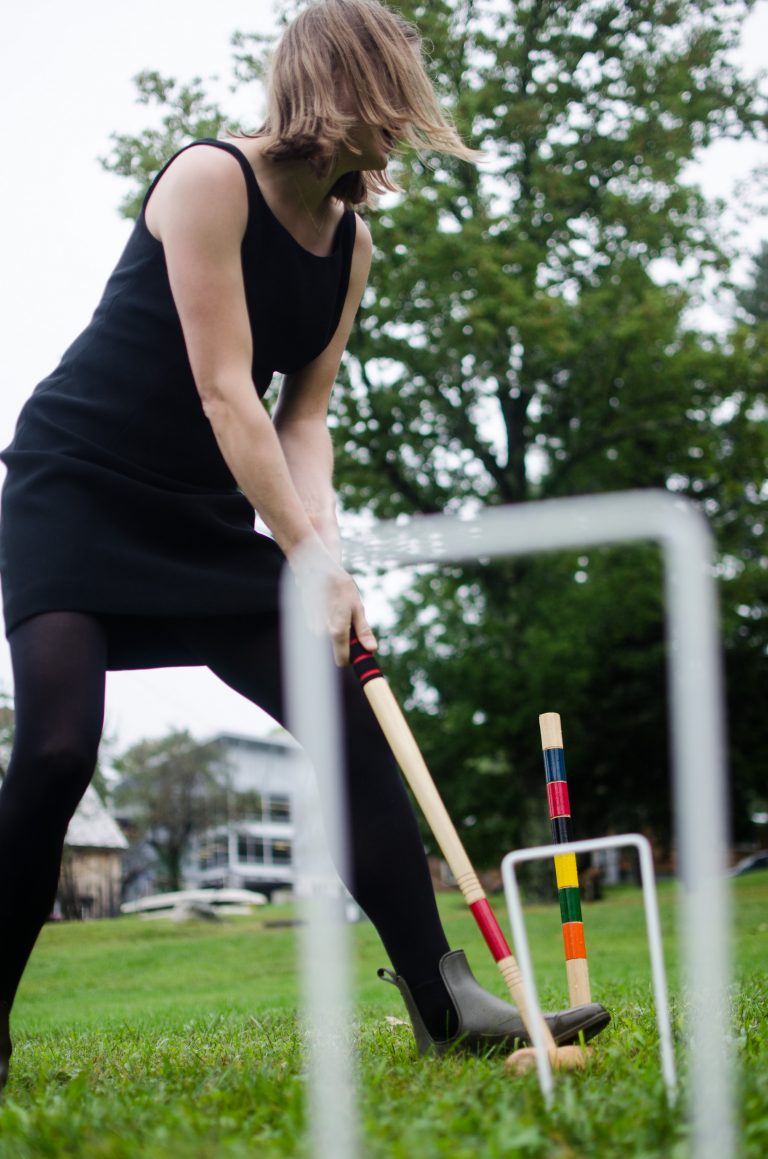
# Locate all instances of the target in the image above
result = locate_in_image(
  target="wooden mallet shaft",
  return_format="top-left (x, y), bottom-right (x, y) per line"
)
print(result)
top-left (349, 637), bottom-right (586, 1070)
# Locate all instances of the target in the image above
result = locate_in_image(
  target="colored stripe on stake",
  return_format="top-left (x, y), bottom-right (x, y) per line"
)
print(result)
top-left (562, 922), bottom-right (587, 961)
top-left (551, 816), bottom-right (573, 845)
top-left (554, 852), bottom-right (579, 890)
top-left (559, 887), bottom-right (583, 925)
top-left (543, 748), bottom-right (567, 783)
top-left (539, 712), bottom-right (592, 1005)
top-left (546, 779), bottom-right (571, 819)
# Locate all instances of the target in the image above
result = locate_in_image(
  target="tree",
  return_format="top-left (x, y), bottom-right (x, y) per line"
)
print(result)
top-left (737, 240), bottom-right (768, 321)
top-left (0, 693), bottom-right (14, 777)
top-left (113, 731), bottom-right (231, 892)
top-left (336, 0), bottom-right (768, 857)
top-left (718, 247), bottom-right (768, 843)
top-left (103, 0), bottom-right (768, 860)
top-left (100, 71), bottom-right (229, 219)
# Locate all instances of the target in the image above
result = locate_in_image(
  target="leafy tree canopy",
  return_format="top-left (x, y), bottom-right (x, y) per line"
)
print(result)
top-left (737, 239), bottom-right (768, 321)
top-left (113, 731), bottom-right (231, 892)
top-left (103, 0), bottom-right (767, 859)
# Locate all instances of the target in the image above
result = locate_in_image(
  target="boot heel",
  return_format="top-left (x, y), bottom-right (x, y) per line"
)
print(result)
top-left (377, 967), bottom-right (438, 1055)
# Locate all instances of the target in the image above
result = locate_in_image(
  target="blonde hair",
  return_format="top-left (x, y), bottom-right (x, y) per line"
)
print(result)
top-left (254, 0), bottom-right (479, 205)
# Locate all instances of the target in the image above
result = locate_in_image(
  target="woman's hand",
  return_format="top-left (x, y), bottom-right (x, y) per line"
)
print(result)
top-left (288, 539), bottom-right (377, 666)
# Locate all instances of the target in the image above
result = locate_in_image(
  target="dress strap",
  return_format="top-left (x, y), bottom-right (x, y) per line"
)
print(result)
top-left (140, 138), bottom-right (257, 217)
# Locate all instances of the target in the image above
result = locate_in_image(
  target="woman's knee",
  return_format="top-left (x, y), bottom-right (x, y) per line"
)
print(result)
top-left (2, 733), bottom-right (98, 820)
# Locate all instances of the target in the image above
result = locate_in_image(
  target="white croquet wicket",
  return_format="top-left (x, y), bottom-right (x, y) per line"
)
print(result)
top-left (501, 834), bottom-right (677, 1106)
top-left (282, 557), bottom-right (359, 1159)
top-left (281, 490), bottom-right (733, 1159)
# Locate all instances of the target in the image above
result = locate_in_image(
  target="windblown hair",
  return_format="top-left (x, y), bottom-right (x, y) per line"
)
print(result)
top-left (253, 0), bottom-right (479, 206)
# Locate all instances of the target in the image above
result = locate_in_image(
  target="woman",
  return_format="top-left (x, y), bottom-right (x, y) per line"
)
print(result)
top-left (0, 0), bottom-right (608, 1088)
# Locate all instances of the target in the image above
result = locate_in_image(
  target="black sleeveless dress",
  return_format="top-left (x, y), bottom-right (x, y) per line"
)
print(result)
top-left (0, 140), bottom-right (356, 669)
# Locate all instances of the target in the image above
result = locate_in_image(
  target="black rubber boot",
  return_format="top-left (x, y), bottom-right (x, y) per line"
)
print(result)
top-left (380, 949), bottom-right (610, 1056)
top-left (0, 1002), bottom-right (11, 1092)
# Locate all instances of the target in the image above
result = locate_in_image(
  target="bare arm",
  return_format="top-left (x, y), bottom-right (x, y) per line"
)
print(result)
top-left (145, 145), bottom-right (375, 661)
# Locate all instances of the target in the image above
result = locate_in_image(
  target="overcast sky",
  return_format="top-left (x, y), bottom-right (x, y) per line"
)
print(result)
top-left (1, 1), bottom-right (766, 751)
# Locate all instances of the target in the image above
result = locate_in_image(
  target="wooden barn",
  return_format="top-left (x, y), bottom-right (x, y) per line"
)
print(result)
top-left (56, 786), bottom-right (129, 920)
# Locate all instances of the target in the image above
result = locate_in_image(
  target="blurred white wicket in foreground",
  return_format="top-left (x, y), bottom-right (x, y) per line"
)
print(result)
top-left (281, 552), bottom-right (359, 1159)
top-left (282, 490), bottom-right (732, 1159)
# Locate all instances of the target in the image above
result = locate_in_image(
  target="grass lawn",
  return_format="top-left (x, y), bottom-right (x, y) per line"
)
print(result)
top-left (0, 875), bottom-right (766, 1157)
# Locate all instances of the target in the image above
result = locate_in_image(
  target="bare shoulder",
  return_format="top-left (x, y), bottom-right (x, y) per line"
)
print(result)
top-left (146, 143), bottom-right (248, 241)
top-left (157, 141), bottom-right (246, 191)
top-left (351, 214), bottom-right (373, 281)
top-left (353, 213), bottom-right (373, 255)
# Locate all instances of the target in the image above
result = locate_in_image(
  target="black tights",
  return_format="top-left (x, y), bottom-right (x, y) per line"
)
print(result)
top-left (0, 611), bottom-right (454, 1032)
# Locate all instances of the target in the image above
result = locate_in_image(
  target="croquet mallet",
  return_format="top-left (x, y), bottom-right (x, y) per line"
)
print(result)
top-left (349, 636), bottom-right (587, 1073)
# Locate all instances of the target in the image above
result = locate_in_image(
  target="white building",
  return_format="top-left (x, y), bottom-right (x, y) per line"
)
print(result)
top-left (185, 732), bottom-right (305, 900)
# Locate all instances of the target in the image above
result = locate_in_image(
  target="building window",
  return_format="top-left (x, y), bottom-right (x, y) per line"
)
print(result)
top-left (237, 835), bottom-right (265, 864)
top-left (271, 840), bottom-right (292, 866)
top-left (199, 838), bottom-right (229, 870)
top-left (267, 795), bottom-right (291, 822)
top-left (231, 791), bottom-right (263, 822)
